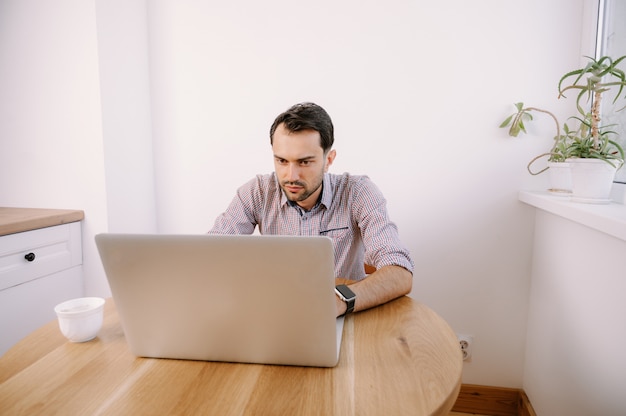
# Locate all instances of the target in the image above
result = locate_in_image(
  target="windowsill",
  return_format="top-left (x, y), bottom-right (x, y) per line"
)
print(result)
top-left (518, 186), bottom-right (626, 242)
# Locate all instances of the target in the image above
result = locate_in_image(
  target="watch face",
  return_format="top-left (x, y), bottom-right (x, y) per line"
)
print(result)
top-left (335, 285), bottom-right (356, 301)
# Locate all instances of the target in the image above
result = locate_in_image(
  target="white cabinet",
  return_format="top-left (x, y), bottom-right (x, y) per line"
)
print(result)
top-left (0, 222), bottom-right (83, 355)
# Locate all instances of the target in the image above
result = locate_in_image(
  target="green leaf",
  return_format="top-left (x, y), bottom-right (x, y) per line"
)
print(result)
top-left (499, 115), bottom-right (513, 128)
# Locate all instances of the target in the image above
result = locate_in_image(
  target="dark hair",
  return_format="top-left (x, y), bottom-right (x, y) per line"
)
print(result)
top-left (269, 102), bottom-right (334, 152)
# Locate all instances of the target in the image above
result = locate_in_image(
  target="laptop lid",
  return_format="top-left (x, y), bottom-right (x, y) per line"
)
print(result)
top-left (95, 233), bottom-right (343, 367)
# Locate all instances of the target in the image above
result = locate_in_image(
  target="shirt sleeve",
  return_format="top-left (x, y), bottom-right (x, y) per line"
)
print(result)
top-left (207, 176), bottom-right (262, 235)
top-left (351, 176), bottom-right (414, 274)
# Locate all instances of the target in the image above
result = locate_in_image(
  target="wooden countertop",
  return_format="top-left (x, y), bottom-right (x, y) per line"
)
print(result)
top-left (0, 207), bottom-right (84, 236)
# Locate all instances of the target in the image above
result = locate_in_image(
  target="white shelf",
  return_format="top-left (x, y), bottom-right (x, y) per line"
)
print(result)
top-left (518, 190), bottom-right (626, 242)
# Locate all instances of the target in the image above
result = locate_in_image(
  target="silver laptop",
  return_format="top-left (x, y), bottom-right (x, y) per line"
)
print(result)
top-left (95, 233), bottom-right (344, 367)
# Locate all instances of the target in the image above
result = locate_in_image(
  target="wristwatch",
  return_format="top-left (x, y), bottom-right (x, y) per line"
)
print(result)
top-left (335, 284), bottom-right (356, 316)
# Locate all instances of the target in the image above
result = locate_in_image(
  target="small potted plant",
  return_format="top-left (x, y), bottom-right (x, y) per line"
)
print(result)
top-left (500, 103), bottom-right (572, 194)
top-left (501, 55), bottom-right (626, 203)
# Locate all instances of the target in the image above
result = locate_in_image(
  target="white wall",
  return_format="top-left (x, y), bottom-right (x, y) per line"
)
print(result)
top-left (524, 210), bottom-right (626, 415)
top-left (0, 0), bottom-right (599, 390)
top-left (95, 0), bottom-right (158, 234)
top-left (0, 0), bottom-right (109, 295)
top-left (146, 0), bottom-right (588, 388)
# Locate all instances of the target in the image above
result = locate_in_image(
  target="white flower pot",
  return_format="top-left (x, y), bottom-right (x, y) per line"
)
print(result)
top-left (547, 161), bottom-right (572, 195)
top-left (566, 158), bottom-right (620, 203)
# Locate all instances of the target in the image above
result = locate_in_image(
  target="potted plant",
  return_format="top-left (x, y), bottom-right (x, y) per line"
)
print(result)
top-left (500, 102), bottom-right (573, 193)
top-left (500, 55), bottom-right (626, 203)
top-left (557, 55), bottom-right (625, 202)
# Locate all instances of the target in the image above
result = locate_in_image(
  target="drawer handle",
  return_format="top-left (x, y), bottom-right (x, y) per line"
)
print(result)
top-left (24, 253), bottom-right (36, 262)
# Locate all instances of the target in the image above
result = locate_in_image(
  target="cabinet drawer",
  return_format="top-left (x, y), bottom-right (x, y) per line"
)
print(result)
top-left (0, 222), bottom-right (82, 291)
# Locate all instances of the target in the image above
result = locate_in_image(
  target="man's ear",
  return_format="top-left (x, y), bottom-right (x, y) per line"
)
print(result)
top-left (325, 149), bottom-right (337, 172)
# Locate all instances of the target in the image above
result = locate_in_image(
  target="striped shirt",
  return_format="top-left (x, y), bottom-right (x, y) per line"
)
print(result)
top-left (208, 172), bottom-right (414, 280)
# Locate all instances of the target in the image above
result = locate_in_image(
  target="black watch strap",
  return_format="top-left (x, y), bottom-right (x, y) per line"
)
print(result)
top-left (343, 297), bottom-right (355, 315)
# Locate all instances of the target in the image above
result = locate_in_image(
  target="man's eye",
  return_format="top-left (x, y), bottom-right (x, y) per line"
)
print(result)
top-left (300, 160), bottom-right (311, 166)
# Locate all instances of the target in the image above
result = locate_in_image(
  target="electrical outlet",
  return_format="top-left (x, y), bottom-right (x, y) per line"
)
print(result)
top-left (457, 334), bottom-right (473, 361)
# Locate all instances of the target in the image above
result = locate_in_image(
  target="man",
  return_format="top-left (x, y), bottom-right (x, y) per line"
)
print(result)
top-left (209, 102), bottom-right (414, 317)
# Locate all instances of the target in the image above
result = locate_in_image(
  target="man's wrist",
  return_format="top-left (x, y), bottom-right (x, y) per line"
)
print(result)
top-left (336, 296), bottom-right (347, 317)
top-left (335, 284), bottom-right (356, 316)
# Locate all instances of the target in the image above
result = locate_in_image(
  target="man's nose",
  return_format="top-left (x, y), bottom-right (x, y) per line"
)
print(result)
top-left (287, 163), bottom-right (300, 181)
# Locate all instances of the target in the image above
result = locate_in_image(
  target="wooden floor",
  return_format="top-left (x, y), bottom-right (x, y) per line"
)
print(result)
top-left (450, 412), bottom-right (489, 416)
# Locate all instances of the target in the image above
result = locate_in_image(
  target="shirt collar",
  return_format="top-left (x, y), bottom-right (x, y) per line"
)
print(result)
top-left (319, 173), bottom-right (332, 209)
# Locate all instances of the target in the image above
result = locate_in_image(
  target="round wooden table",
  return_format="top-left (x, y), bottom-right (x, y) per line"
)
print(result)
top-left (0, 296), bottom-right (462, 415)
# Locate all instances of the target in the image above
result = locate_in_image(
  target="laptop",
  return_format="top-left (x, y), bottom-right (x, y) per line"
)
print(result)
top-left (95, 233), bottom-right (344, 367)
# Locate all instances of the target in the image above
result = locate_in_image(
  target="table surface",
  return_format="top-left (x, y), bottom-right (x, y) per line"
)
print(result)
top-left (0, 296), bottom-right (462, 415)
top-left (0, 207), bottom-right (84, 236)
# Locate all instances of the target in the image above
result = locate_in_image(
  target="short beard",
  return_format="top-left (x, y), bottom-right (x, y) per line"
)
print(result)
top-left (281, 174), bottom-right (324, 204)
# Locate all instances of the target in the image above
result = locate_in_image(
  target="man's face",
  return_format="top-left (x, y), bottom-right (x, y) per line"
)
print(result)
top-left (272, 123), bottom-right (336, 211)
